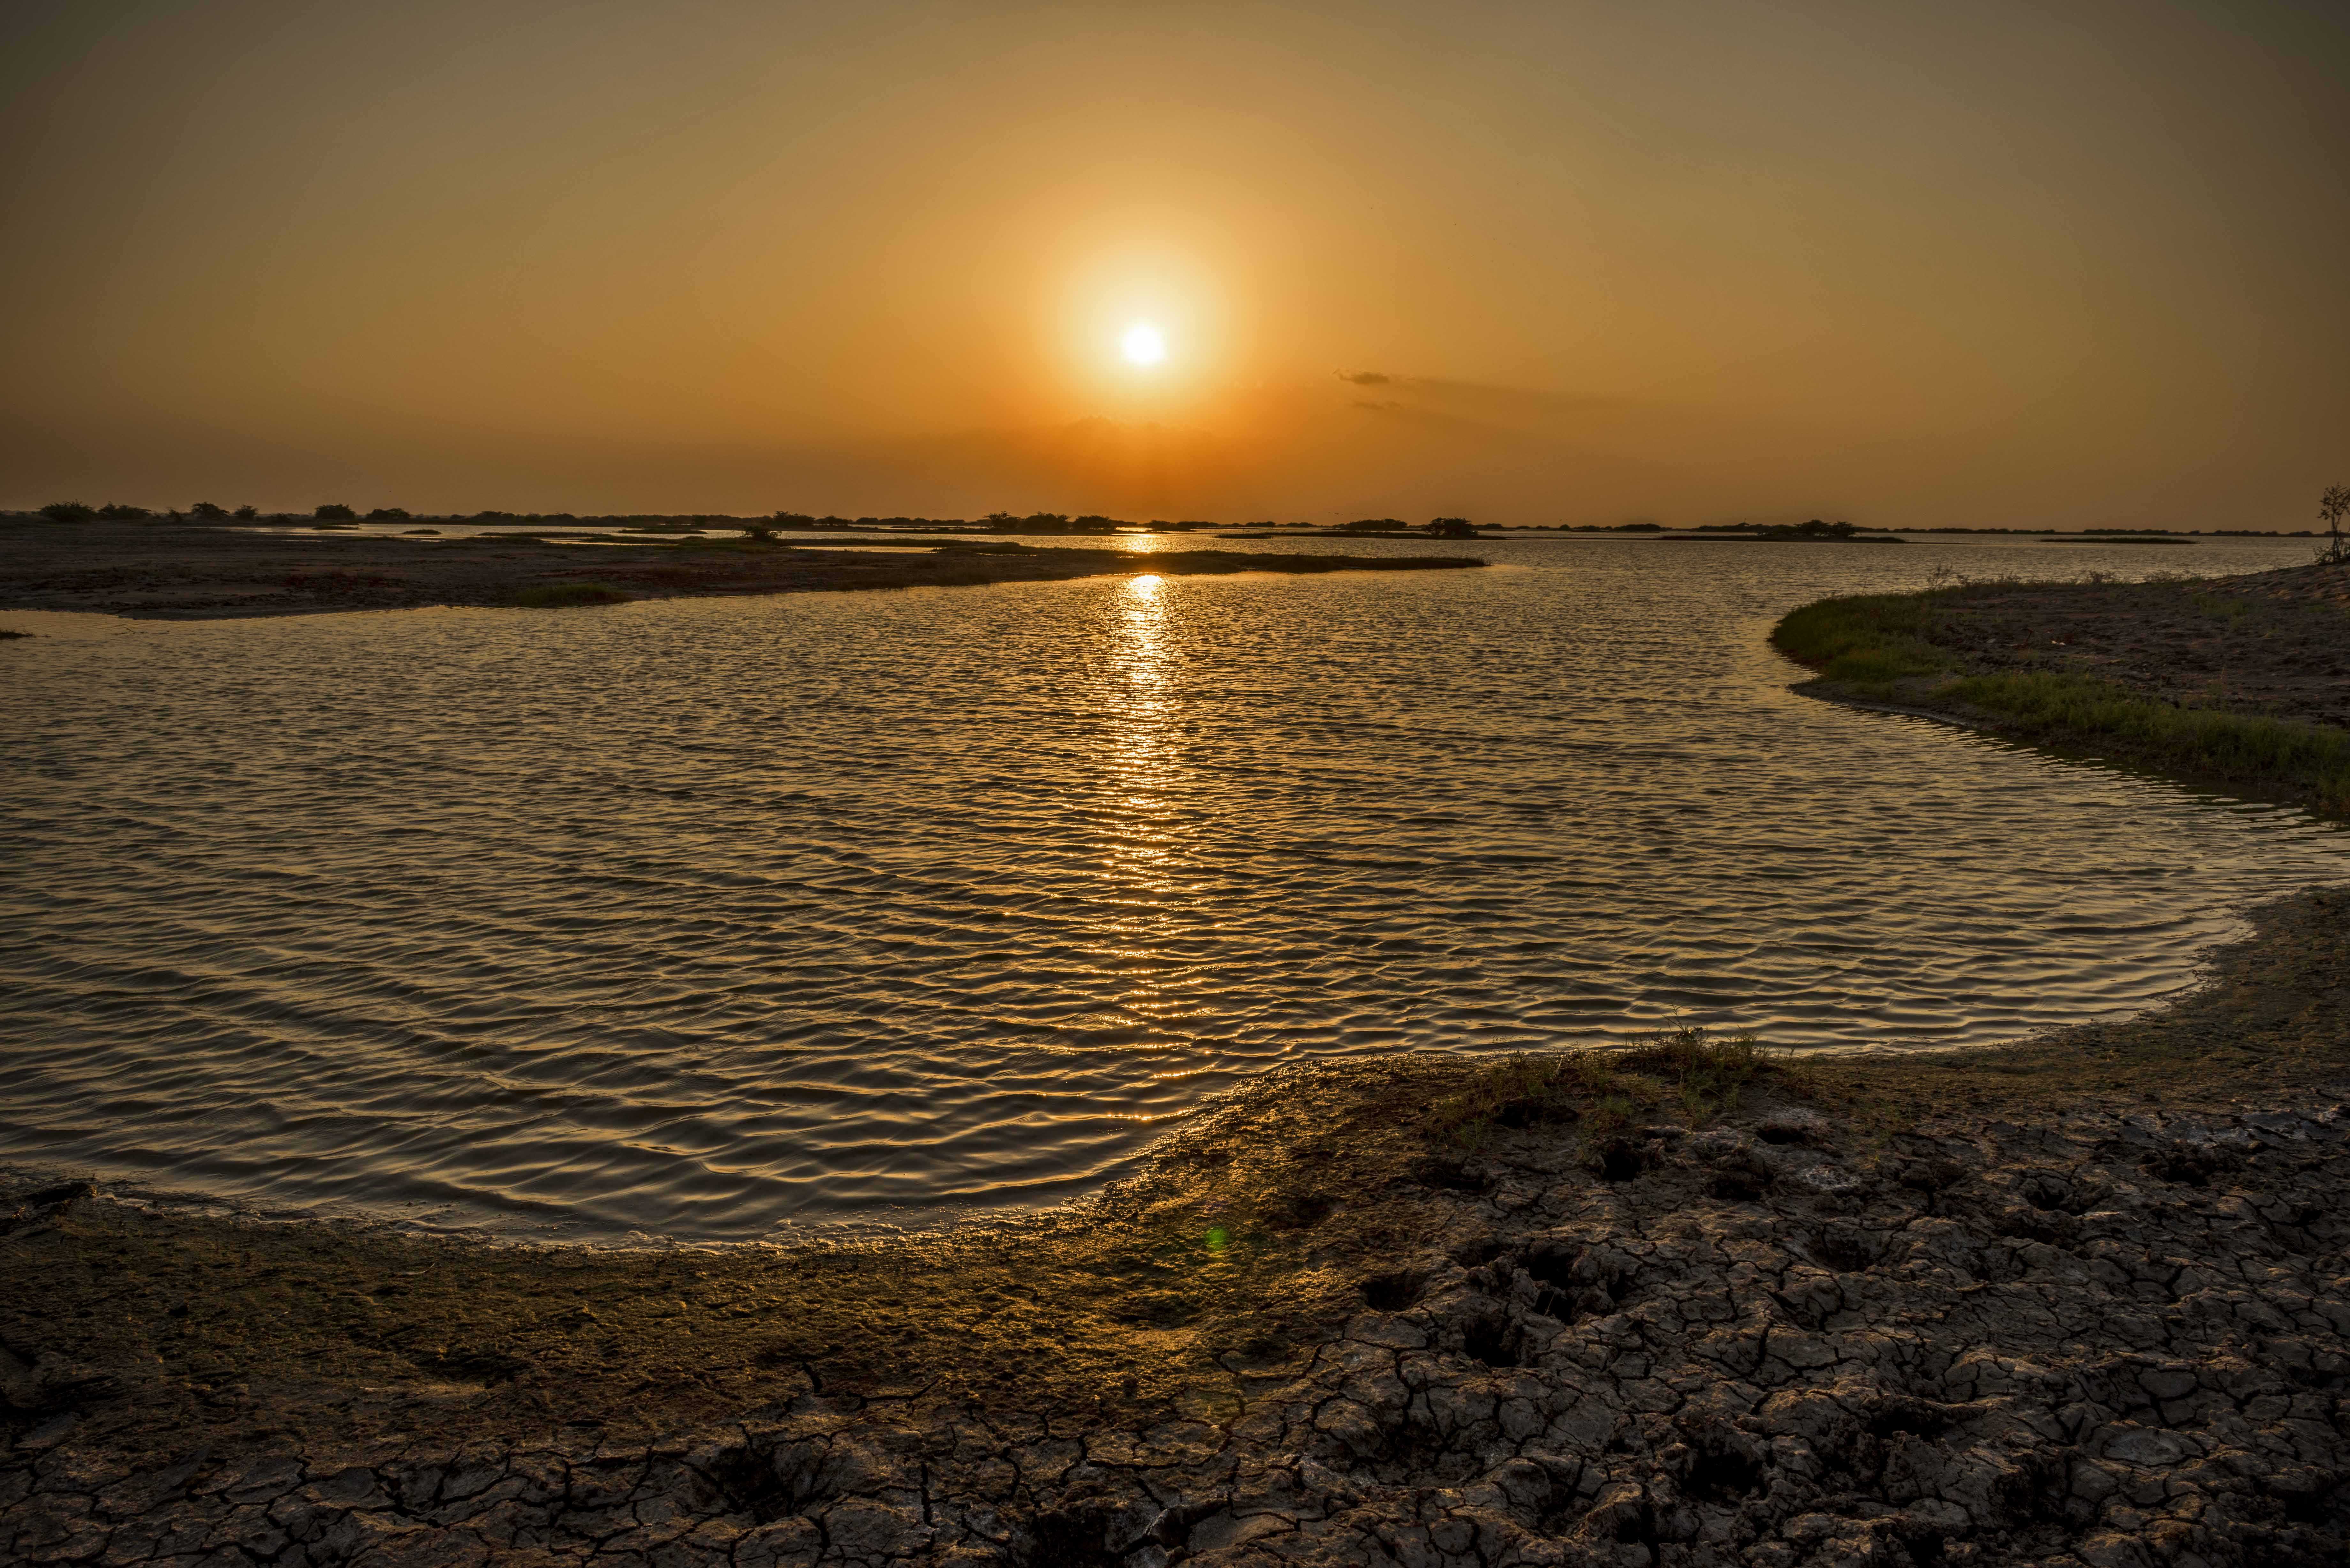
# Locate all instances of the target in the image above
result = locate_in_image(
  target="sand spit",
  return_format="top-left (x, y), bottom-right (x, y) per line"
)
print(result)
top-left (0, 520), bottom-right (1479, 620)
top-left (6, 885), bottom-right (2350, 1567)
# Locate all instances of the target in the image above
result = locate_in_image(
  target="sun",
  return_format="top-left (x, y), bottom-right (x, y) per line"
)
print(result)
top-left (1121, 323), bottom-right (1165, 366)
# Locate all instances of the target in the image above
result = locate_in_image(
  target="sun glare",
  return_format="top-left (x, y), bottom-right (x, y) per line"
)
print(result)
top-left (1121, 323), bottom-right (1165, 366)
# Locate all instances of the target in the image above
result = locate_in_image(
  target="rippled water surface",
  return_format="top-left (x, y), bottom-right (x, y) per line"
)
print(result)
top-left (3, 535), bottom-right (2341, 1240)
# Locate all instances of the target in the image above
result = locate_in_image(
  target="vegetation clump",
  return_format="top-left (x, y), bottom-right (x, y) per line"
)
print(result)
top-left (1424, 1026), bottom-right (1767, 1153)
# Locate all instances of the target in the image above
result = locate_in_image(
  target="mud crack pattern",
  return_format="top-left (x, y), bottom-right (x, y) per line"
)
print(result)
top-left (8, 1096), bottom-right (2350, 1567)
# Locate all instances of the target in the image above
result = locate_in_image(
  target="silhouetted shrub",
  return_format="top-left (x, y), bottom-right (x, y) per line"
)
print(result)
top-left (39, 501), bottom-right (97, 522)
top-left (771, 511), bottom-right (818, 528)
top-left (1426, 517), bottom-right (1478, 538)
top-left (96, 503), bottom-right (152, 520)
top-left (314, 503), bottom-right (356, 520)
top-left (366, 507), bottom-right (411, 521)
top-left (740, 521), bottom-right (778, 542)
top-left (232, 505), bottom-right (258, 520)
top-left (189, 501), bottom-right (228, 519)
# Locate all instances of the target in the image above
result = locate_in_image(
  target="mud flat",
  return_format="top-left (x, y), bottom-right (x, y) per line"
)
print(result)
top-left (6, 878), bottom-right (2350, 1567)
top-left (0, 519), bottom-right (1481, 621)
top-left (1771, 560), bottom-right (2350, 817)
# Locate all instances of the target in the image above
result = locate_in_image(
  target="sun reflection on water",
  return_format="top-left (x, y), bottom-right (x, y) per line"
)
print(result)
top-left (1086, 572), bottom-right (1197, 1055)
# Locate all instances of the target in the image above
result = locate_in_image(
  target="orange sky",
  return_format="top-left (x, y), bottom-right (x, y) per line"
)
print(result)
top-left (3, 1), bottom-right (2344, 527)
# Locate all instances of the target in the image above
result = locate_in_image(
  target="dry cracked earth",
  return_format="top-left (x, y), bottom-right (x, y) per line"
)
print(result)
top-left (8, 1087), bottom-right (2349, 1568)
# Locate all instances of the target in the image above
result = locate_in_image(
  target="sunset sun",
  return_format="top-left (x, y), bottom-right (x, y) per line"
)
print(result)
top-left (1121, 323), bottom-right (1165, 366)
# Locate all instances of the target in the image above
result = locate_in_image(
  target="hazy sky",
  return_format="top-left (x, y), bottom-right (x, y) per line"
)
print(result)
top-left (4, 1), bottom-right (2344, 526)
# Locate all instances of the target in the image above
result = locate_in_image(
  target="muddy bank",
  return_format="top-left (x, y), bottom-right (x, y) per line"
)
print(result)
top-left (7, 887), bottom-right (2349, 1566)
top-left (0, 520), bottom-right (1481, 621)
top-left (1772, 561), bottom-right (2350, 817)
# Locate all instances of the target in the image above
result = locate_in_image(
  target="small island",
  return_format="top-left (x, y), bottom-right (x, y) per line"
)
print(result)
top-left (0, 514), bottom-right (1484, 621)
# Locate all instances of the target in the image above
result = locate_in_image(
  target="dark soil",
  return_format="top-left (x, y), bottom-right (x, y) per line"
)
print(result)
top-left (1890, 563), bottom-right (2350, 730)
top-left (6, 890), bottom-right (2349, 1566)
top-left (0, 520), bottom-right (1482, 620)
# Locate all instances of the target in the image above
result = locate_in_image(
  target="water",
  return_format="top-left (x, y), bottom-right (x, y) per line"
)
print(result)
top-left (1, 534), bottom-right (2339, 1241)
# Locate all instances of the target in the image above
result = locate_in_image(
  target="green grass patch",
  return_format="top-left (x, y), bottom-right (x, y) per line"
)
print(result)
top-left (1768, 593), bottom-right (1951, 682)
top-left (513, 581), bottom-right (631, 607)
top-left (1945, 671), bottom-right (2350, 813)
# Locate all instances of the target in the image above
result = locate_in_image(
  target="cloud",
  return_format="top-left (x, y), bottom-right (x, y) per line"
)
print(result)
top-left (1338, 370), bottom-right (1621, 422)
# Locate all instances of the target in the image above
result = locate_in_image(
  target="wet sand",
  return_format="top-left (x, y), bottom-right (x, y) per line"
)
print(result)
top-left (0, 519), bottom-right (1482, 621)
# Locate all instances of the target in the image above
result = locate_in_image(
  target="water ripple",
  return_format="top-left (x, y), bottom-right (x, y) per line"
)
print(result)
top-left (1, 536), bottom-right (2342, 1239)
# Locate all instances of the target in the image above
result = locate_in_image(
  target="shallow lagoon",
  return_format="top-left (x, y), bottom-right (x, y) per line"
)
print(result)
top-left (1, 533), bottom-right (2340, 1240)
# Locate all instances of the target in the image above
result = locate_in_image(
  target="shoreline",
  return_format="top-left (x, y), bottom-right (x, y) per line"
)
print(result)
top-left (8, 887), bottom-right (2349, 1565)
top-left (1770, 560), bottom-right (2350, 818)
top-left (0, 519), bottom-right (1483, 622)
top-left (8, 560), bottom-right (2350, 1564)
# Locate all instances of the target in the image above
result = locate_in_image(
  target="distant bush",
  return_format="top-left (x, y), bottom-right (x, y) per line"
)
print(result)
top-left (366, 507), bottom-right (411, 521)
top-left (771, 511), bottom-right (818, 528)
top-left (1426, 516), bottom-right (1478, 538)
top-left (739, 520), bottom-right (778, 542)
top-left (232, 505), bottom-right (258, 520)
top-left (189, 501), bottom-right (228, 519)
top-left (39, 501), bottom-right (97, 522)
top-left (314, 503), bottom-right (357, 520)
top-left (96, 503), bottom-right (153, 520)
top-left (514, 582), bottom-right (630, 608)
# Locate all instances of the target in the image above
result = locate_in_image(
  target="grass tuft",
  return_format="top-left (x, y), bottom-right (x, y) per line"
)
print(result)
top-left (1424, 1027), bottom-right (1768, 1153)
top-left (1767, 593), bottom-right (1949, 685)
top-left (1945, 672), bottom-right (2350, 813)
top-left (1619, 1025), bottom-right (1765, 1125)
top-left (514, 582), bottom-right (630, 607)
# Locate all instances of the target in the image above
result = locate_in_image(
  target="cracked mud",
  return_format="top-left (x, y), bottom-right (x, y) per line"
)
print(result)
top-left (8, 888), bottom-right (2349, 1567)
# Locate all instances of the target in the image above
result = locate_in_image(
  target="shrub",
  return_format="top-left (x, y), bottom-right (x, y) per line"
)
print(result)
top-left (314, 503), bottom-right (357, 520)
top-left (96, 503), bottom-right (152, 520)
top-left (232, 505), bottom-right (258, 520)
top-left (189, 501), bottom-right (228, 519)
top-left (514, 582), bottom-right (630, 608)
top-left (740, 521), bottom-right (778, 542)
top-left (366, 507), bottom-right (411, 521)
top-left (1426, 517), bottom-right (1479, 538)
top-left (39, 501), bottom-right (96, 522)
